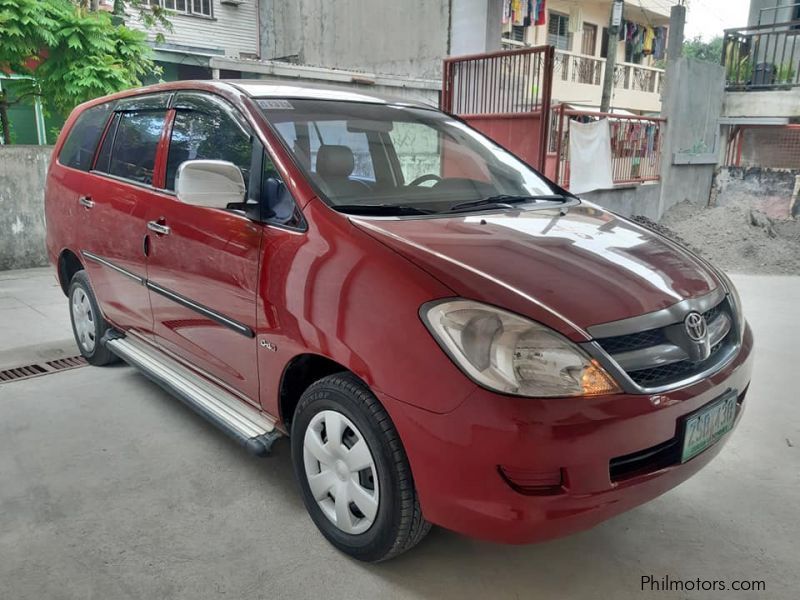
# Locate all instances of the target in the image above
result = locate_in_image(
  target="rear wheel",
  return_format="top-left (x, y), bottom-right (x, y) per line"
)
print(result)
top-left (68, 271), bottom-right (118, 366)
top-left (291, 373), bottom-right (430, 562)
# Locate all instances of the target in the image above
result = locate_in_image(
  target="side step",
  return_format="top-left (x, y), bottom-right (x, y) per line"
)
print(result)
top-left (106, 334), bottom-right (282, 456)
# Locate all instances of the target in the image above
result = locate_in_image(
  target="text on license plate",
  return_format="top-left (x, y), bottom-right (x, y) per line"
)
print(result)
top-left (682, 392), bottom-right (738, 463)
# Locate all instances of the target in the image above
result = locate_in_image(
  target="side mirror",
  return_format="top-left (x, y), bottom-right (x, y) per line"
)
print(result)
top-left (175, 160), bottom-right (246, 208)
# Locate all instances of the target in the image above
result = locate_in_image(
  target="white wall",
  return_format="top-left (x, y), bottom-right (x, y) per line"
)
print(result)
top-left (450, 0), bottom-right (503, 56)
top-left (128, 1), bottom-right (260, 59)
top-left (260, 0), bottom-right (450, 80)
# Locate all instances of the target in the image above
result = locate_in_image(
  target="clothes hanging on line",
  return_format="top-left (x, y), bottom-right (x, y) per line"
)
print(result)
top-left (503, 0), bottom-right (546, 28)
top-left (619, 21), bottom-right (669, 61)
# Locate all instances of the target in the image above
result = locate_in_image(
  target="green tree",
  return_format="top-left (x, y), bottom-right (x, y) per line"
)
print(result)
top-left (0, 0), bottom-right (161, 144)
top-left (682, 36), bottom-right (724, 64)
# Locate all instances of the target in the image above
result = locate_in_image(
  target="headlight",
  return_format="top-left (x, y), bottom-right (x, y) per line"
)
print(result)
top-left (717, 270), bottom-right (746, 341)
top-left (420, 299), bottom-right (620, 397)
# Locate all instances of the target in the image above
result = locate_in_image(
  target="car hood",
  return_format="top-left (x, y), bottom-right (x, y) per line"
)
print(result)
top-left (351, 203), bottom-right (720, 341)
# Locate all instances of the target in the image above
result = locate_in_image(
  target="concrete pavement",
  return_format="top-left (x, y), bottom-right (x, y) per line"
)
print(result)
top-left (0, 270), bottom-right (798, 599)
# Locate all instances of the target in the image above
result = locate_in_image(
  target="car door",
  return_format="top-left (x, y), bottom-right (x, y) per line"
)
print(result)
top-left (143, 92), bottom-right (263, 404)
top-left (79, 94), bottom-right (172, 337)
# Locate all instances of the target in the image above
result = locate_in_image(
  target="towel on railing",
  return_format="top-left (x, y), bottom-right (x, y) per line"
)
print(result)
top-left (569, 119), bottom-right (614, 194)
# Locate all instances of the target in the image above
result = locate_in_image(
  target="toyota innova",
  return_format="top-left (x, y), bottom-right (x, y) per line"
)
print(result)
top-left (45, 81), bottom-right (753, 562)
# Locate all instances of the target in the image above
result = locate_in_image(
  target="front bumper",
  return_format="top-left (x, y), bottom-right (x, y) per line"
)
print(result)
top-left (380, 324), bottom-right (754, 544)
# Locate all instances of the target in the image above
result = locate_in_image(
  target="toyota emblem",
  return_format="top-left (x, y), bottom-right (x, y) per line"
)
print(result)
top-left (684, 312), bottom-right (708, 342)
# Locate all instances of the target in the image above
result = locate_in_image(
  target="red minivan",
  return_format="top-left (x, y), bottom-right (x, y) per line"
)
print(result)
top-left (45, 81), bottom-right (753, 561)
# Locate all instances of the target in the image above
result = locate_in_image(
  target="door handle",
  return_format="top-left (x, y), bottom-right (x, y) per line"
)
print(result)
top-left (78, 196), bottom-right (94, 209)
top-left (147, 220), bottom-right (171, 236)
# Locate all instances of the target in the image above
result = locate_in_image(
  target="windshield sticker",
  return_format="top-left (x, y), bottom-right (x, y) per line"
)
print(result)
top-left (257, 99), bottom-right (294, 110)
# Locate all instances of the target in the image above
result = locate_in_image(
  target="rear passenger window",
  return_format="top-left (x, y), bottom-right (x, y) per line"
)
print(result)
top-left (58, 103), bottom-right (113, 171)
top-left (165, 93), bottom-right (253, 191)
top-left (106, 112), bottom-right (166, 186)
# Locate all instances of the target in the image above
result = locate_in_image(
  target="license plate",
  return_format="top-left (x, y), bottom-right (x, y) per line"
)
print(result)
top-left (681, 391), bottom-right (738, 462)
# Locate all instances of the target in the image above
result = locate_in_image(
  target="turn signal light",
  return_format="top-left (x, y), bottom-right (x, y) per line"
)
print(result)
top-left (581, 359), bottom-right (621, 396)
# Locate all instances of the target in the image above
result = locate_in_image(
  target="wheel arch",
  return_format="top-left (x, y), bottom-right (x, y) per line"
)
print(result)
top-left (57, 249), bottom-right (84, 295)
top-left (279, 353), bottom-right (363, 430)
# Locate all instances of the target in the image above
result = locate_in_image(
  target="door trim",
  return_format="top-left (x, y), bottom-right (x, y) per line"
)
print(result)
top-left (145, 281), bottom-right (255, 338)
top-left (81, 250), bottom-right (145, 284)
top-left (80, 250), bottom-right (255, 338)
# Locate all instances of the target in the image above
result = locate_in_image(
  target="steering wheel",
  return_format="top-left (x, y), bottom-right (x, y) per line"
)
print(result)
top-left (407, 174), bottom-right (443, 187)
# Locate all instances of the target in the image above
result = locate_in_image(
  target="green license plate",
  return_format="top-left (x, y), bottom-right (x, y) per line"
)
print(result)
top-left (681, 391), bottom-right (738, 463)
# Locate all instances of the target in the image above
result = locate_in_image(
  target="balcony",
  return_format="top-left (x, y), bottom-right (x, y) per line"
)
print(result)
top-left (723, 20), bottom-right (800, 91)
top-left (552, 49), bottom-right (664, 113)
top-left (722, 20), bottom-right (800, 120)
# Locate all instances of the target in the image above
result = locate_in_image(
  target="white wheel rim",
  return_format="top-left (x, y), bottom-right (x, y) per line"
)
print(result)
top-left (71, 287), bottom-right (96, 353)
top-left (303, 410), bottom-right (379, 535)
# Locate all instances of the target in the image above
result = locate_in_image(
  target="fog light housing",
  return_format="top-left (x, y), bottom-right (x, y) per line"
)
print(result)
top-left (498, 466), bottom-right (566, 496)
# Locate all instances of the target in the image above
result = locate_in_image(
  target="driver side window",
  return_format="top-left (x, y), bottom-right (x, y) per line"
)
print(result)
top-left (388, 122), bottom-right (441, 185)
top-left (165, 93), bottom-right (253, 192)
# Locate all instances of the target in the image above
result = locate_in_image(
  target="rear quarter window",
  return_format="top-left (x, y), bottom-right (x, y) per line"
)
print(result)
top-left (58, 103), bottom-right (113, 171)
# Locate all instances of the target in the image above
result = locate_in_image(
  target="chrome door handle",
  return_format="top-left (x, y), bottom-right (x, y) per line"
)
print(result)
top-left (147, 220), bottom-right (171, 235)
top-left (78, 196), bottom-right (94, 209)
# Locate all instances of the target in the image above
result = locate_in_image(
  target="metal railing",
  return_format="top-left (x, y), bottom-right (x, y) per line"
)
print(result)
top-left (724, 124), bottom-right (800, 168)
top-left (442, 46), bottom-right (554, 115)
top-left (554, 49), bottom-right (664, 95)
top-left (723, 21), bottom-right (800, 90)
top-left (442, 46), bottom-right (555, 169)
top-left (554, 50), bottom-right (604, 85)
top-left (550, 104), bottom-right (665, 188)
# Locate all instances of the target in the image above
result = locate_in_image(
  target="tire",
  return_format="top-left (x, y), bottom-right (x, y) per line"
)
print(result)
top-left (68, 270), bottom-right (118, 366)
top-left (291, 372), bottom-right (430, 562)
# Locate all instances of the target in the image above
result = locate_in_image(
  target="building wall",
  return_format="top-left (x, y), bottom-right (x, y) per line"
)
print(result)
top-left (127, 0), bottom-right (260, 59)
top-left (259, 0), bottom-right (450, 80)
top-left (659, 57), bottom-right (725, 213)
top-left (505, 0), bottom-right (669, 112)
top-left (0, 146), bottom-right (52, 271)
top-left (748, 0), bottom-right (797, 26)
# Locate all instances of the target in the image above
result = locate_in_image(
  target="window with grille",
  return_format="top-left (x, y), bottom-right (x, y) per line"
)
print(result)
top-left (511, 25), bottom-right (526, 42)
top-left (547, 11), bottom-right (572, 51)
top-left (150, 0), bottom-right (211, 17)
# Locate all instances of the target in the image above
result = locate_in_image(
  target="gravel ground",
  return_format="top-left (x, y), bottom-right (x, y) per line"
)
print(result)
top-left (634, 199), bottom-right (800, 275)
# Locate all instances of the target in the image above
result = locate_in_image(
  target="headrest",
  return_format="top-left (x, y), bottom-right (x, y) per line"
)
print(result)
top-left (316, 145), bottom-right (355, 178)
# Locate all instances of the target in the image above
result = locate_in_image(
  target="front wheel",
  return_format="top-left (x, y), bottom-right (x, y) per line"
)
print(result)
top-left (291, 373), bottom-right (430, 562)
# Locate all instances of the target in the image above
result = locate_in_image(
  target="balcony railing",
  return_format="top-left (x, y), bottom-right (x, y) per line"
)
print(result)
top-left (723, 21), bottom-right (800, 90)
top-left (554, 49), bottom-right (665, 95)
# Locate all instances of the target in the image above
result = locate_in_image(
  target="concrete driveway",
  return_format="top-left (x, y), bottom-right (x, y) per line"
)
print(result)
top-left (1, 269), bottom-right (798, 599)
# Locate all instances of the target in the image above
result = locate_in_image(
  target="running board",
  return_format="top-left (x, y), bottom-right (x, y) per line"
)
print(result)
top-left (106, 335), bottom-right (282, 456)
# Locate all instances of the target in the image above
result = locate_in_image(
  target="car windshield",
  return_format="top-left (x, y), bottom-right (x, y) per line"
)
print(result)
top-left (257, 98), bottom-right (572, 216)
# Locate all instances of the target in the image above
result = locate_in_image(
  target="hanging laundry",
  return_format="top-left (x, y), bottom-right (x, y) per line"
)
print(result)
top-left (523, 0), bottom-right (533, 27)
top-left (512, 0), bottom-right (523, 26)
top-left (569, 119), bottom-right (614, 194)
top-left (568, 5), bottom-right (583, 34)
top-left (643, 27), bottom-right (656, 55)
top-left (535, 0), bottom-right (547, 26)
top-left (653, 27), bottom-right (668, 60)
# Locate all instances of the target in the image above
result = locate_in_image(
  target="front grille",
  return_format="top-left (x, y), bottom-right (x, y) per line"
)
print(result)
top-left (596, 297), bottom-right (738, 390)
top-left (627, 335), bottom-right (730, 387)
top-left (597, 327), bottom-right (667, 354)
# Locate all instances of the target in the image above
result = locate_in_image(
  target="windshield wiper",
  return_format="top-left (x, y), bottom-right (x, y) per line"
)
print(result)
top-left (447, 194), bottom-right (573, 214)
top-left (332, 203), bottom-right (433, 216)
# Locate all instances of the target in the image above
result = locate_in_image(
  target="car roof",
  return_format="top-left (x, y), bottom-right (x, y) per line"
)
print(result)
top-left (71, 79), bottom-right (438, 117)
top-left (225, 80), bottom-right (436, 109)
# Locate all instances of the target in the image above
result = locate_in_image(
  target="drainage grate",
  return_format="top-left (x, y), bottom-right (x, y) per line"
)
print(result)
top-left (46, 356), bottom-right (88, 371)
top-left (0, 355), bottom-right (87, 384)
